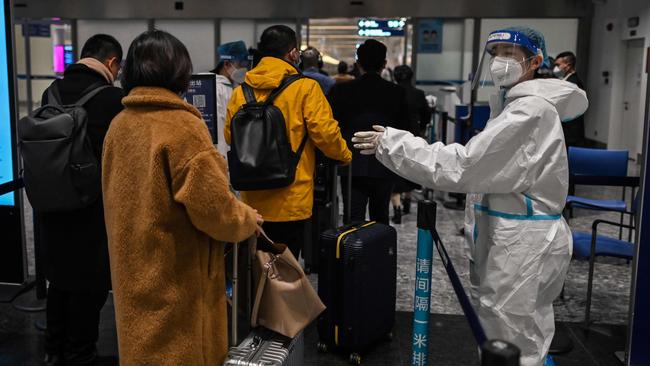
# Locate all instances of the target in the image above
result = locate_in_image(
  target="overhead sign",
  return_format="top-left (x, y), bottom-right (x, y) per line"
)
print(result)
top-left (358, 18), bottom-right (406, 37)
top-left (21, 23), bottom-right (50, 38)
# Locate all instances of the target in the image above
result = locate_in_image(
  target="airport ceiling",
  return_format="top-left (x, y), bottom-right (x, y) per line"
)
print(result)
top-left (13, 0), bottom-right (592, 19)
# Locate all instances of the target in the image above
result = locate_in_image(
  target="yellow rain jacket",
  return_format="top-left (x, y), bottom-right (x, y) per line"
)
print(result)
top-left (225, 57), bottom-right (352, 222)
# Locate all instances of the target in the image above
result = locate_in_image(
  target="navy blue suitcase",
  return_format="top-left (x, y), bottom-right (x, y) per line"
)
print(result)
top-left (317, 221), bottom-right (397, 365)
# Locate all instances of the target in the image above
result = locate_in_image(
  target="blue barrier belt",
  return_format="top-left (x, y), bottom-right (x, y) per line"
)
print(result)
top-left (430, 228), bottom-right (487, 346)
top-left (474, 204), bottom-right (562, 221)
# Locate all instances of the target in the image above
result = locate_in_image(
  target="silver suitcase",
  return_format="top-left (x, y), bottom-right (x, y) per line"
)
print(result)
top-left (224, 327), bottom-right (304, 366)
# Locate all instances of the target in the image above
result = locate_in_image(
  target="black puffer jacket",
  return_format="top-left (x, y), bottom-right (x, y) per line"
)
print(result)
top-left (328, 73), bottom-right (413, 179)
top-left (36, 63), bottom-right (124, 292)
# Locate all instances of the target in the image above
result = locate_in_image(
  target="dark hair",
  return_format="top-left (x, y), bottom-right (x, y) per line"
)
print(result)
top-left (556, 51), bottom-right (576, 68)
top-left (80, 34), bottom-right (123, 62)
top-left (258, 25), bottom-right (297, 58)
top-left (301, 46), bottom-right (320, 68)
top-left (121, 30), bottom-right (193, 94)
top-left (337, 61), bottom-right (349, 74)
top-left (249, 47), bottom-right (263, 68)
top-left (357, 39), bottom-right (387, 73)
top-left (211, 61), bottom-right (225, 74)
top-left (394, 65), bottom-right (413, 84)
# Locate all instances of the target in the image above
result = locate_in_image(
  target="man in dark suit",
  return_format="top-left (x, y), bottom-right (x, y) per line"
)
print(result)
top-left (38, 34), bottom-right (124, 366)
top-left (554, 51), bottom-right (586, 147)
top-left (328, 40), bottom-right (413, 225)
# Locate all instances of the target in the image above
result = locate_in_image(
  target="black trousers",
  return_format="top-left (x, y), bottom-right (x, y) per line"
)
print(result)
top-left (263, 220), bottom-right (308, 259)
top-left (341, 176), bottom-right (394, 225)
top-left (45, 285), bottom-right (109, 365)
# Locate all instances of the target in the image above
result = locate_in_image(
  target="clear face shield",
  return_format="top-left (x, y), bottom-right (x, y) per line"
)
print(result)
top-left (471, 30), bottom-right (542, 101)
top-left (223, 55), bottom-right (253, 85)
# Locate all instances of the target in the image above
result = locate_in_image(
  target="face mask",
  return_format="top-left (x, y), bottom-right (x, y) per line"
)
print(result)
top-left (230, 66), bottom-right (247, 86)
top-left (489, 56), bottom-right (524, 88)
top-left (553, 65), bottom-right (566, 79)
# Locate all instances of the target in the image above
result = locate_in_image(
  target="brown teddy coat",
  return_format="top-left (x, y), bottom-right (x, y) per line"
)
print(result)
top-left (102, 87), bottom-right (258, 365)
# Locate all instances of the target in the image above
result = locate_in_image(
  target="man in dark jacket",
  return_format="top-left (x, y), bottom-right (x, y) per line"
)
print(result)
top-left (328, 40), bottom-right (413, 224)
top-left (554, 51), bottom-right (586, 147)
top-left (37, 34), bottom-right (124, 366)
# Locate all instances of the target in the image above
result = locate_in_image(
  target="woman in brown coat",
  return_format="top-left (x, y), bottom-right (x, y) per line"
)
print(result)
top-left (102, 30), bottom-right (261, 365)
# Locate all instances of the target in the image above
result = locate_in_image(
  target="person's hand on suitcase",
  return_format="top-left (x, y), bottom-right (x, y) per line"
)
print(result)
top-left (351, 125), bottom-right (386, 155)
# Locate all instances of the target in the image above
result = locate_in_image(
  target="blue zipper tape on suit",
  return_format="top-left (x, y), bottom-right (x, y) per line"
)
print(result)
top-left (474, 204), bottom-right (561, 221)
top-left (524, 195), bottom-right (534, 217)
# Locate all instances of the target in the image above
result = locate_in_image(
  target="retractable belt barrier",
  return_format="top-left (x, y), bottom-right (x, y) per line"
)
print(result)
top-left (411, 200), bottom-right (520, 366)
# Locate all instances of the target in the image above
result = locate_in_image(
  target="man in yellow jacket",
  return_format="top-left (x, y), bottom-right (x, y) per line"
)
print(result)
top-left (225, 25), bottom-right (352, 258)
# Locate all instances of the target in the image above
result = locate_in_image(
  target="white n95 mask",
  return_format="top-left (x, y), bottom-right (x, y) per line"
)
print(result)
top-left (490, 56), bottom-right (523, 88)
top-left (231, 67), bottom-right (247, 86)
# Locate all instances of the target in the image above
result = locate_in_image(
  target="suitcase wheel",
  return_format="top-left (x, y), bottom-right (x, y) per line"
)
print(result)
top-left (349, 353), bottom-right (362, 365)
top-left (317, 342), bottom-right (328, 353)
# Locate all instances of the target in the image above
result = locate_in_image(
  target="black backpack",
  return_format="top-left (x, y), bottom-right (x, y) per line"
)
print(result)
top-left (228, 75), bottom-right (308, 191)
top-left (17, 82), bottom-right (109, 212)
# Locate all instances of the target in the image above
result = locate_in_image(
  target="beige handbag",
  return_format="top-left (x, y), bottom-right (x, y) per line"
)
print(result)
top-left (251, 231), bottom-right (325, 338)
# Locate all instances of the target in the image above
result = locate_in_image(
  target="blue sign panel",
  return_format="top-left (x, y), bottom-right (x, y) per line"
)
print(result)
top-left (21, 23), bottom-right (50, 37)
top-left (0, 1), bottom-right (14, 206)
top-left (64, 44), bottom-right (75, 67)
top-left (358, 18), bottom-right (406, 37)
top-left (418, 19), bottom-right (444, 54)
top-left (184, 74), bottom-right (218, 144)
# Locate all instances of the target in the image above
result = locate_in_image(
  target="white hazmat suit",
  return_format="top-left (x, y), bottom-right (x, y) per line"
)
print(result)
top-left (374, 78), bottom-right (588, 366)
top-left (215, 73), bottom-right (234, 159)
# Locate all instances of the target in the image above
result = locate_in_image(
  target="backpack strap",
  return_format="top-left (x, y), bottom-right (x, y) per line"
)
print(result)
top-left (265, 74), bottom-right (303, 106)
top-left (266, 74), bottom-right (308, 163)
top-left (74, 82), bottom-right (111, 107)
top-left (241, 83), bottom-right (257, 104)
top-left (294, 123), bottom-right (309, 164)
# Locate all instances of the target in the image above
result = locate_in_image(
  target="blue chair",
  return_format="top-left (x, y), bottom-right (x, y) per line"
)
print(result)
top-left (565, 147), bottom-right (632, 240)
top-left (571, 194), bottom-right (638, 326)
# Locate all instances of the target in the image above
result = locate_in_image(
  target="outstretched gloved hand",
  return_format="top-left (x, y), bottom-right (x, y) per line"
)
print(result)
top-left (351, 125), bottom-right (386, 155)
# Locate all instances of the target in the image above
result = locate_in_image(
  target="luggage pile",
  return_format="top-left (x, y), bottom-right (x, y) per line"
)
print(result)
top-left (224, 160), bottom-right (398, 365)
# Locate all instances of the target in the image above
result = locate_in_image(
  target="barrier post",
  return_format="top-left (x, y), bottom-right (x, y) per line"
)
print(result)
top-left (440, 112), bottom-right (448, 144)
top-left (411, 201), bottom-right (437, 366)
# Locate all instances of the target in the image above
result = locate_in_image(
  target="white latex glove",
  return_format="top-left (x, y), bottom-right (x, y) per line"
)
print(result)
top-left (351, 125), bottom-right (386, 155)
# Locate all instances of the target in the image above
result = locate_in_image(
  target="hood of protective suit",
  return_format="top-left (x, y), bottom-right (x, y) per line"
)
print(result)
top-left (507, 78), bottom-right (588, 122)
top-left (244, 56), bottom-right (299, 90)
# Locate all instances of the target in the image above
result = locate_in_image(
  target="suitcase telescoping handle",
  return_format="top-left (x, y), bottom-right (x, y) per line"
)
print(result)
top-left (411, 201), bottom-right (521, 366)
top-left (231, 245), bottom-right (239, 346)
top-left (332, 162), bottom-right (352, 225)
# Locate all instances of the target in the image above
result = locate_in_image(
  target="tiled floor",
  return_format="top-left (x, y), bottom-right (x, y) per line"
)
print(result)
top-left (3, 181), bottom-right (637, 365)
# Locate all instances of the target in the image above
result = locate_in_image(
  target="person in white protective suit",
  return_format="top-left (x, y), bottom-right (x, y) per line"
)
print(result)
top-left (210, 40), bottom-right (251, 159)
top-left (352, 27), bottom-right (588, 366)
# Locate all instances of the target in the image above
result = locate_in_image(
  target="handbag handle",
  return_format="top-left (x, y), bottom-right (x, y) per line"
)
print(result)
top-left (256, 229), bottom-right (286, 255)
